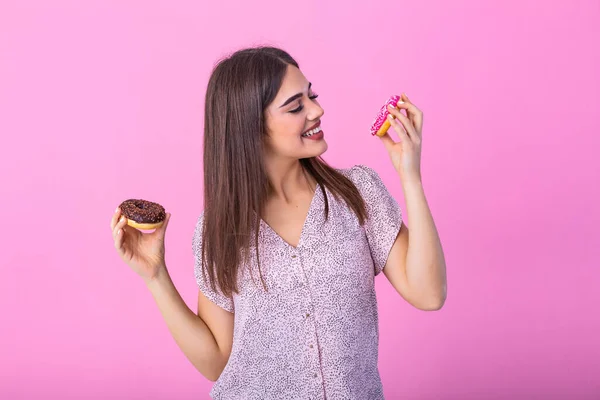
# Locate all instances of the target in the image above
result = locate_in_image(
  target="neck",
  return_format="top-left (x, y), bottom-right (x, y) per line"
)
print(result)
top-left (264, 157), bottom-right (314, 202)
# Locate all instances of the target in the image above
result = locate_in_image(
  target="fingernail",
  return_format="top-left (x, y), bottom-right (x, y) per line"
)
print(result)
top-left (120, 216), bottom-right (125, 222)
top-left (397, 101), bottom-right (405, 105)
top-left (115, 207), bottom-right (119, 213)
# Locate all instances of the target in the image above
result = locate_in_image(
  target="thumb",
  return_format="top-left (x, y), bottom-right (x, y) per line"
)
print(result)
top-left (158, 212), bottom-right (171, 236)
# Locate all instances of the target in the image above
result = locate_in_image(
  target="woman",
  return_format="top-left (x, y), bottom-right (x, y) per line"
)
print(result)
top-left (110, 46), bottom-right (446, 399)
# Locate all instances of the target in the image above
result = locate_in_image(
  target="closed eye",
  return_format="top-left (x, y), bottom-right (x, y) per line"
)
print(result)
top-left (290, 94), bottom-right (319, 113)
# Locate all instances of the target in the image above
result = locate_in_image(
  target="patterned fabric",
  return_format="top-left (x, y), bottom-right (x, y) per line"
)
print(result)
top-left (193, 165), bottom-right (403, 399)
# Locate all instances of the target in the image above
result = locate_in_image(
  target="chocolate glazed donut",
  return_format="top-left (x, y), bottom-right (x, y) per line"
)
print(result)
top-left (119, 199), bottom-right (166, 230)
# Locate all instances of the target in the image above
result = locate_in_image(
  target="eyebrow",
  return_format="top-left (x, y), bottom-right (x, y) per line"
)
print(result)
top-left (279, 82), bottom-right (312, 108)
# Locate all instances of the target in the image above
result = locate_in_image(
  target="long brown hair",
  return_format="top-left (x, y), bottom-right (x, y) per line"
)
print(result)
top-left (201, 46), bottom-right (367, 297)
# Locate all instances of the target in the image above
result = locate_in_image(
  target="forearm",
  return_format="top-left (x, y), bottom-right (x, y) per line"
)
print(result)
top-left (402, 179), bottom-right (447, 308)
top-left (145, 267), bottom-right (227, 381)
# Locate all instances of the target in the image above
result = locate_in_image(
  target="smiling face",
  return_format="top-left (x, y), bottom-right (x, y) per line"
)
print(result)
top-left (263, 65), bottom-right (327, 162)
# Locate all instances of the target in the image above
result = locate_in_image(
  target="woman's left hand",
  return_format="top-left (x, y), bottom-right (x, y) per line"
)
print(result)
top-left (379, 93), bottom-right (423, 184)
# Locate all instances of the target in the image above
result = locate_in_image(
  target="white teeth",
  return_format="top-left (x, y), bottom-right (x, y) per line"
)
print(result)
top-left (302, 126), bottom-right (322, 137)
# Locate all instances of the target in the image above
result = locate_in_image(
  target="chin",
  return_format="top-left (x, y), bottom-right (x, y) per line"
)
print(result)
top-left (285, 140), bottom-right (328, 160)
top-left (304, 141), bottom-right (328, 159)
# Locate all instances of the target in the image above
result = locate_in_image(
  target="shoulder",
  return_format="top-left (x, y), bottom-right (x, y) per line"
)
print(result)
top-left (336, 165), bottom-right (397, 206)
top-left (193, 212), bottom-right (205, 234)
top-left (337, 164), bottom-right (383, 187)
top-left (192, 212), bottom-right (205, 250)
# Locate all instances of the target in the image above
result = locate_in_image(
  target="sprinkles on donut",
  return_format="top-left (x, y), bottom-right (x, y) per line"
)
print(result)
top-left (370, 94), bottom-right (403, 137)
top-left (119, 199), bottom-right (166, 230)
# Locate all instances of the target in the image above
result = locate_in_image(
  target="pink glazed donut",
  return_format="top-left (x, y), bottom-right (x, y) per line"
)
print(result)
top-left (369, 95), bottom-right (402, 137)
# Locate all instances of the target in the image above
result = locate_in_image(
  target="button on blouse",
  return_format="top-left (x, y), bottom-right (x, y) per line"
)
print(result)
top-left (193, 165), bottom-right (403, 399)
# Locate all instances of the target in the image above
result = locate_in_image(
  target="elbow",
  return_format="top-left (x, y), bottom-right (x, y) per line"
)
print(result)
top-left (205, 372), bottom-right (221, 382)
top-left (423, 278), bottom-right (447, 311)
top-left (200, 365), bottom-right (224, 382)
top-left (420, 298), bottom-right (445, 311)
top-left (416, 287), bottom-right (447, 311)
top-left (194, 356), bottom-right (227, 382)
top-left (398, 283), bottom-right (447, 311)
top-left (408, 295), bottom-right (445, 311)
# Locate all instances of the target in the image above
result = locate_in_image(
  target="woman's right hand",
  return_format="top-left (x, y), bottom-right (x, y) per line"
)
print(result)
top-left (110, 207), bottom-right (171, 283)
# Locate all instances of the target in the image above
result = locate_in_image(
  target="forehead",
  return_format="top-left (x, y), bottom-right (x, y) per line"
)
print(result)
top-left (276, 65), bottom-right (309, 98)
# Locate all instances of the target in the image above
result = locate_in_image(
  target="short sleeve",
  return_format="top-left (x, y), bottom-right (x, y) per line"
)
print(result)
top-left (192, 214), bottom-right (234, 313)
top-left (350, 165), bottom-right (403, 275)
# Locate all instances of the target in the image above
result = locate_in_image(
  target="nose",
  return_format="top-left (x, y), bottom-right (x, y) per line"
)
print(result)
top-left (307, 98), bottom-right (324, 121)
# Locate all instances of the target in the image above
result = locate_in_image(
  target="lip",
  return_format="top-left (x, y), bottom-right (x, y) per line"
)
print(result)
top-left (303, 130), bottom-right (324, 141)
top-left (302, 121), bottom-right (321, 135)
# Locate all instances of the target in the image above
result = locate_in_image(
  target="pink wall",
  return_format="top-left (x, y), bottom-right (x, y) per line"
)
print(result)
top-left (1, 0), bottom-right (598, 398)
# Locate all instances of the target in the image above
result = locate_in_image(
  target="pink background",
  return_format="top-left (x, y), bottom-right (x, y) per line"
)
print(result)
top-left (1, 0), bottom-right (599, 399)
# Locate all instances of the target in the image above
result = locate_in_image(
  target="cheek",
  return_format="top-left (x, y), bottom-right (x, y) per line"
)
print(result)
top-left (272, 118), bottom-right (304, 141)
top-left (263, 114), bottom-right (310, 154)
top-left (264, 129), bottom-right (302, 154)
top-left (279, 131), bottom-right (304, 150)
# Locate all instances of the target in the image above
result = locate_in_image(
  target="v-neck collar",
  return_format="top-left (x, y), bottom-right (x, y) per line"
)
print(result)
top-left (259, 184), bottom-right (322, 249)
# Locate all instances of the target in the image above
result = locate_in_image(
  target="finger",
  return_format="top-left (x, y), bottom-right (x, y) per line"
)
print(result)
top-left (113, 216), bottom-right (128, 241)
top-left (110, 208), bottom-right (122, 231)
top-left (386, 114), bottom-right (412, 143)
top-left (395, 100), bottom-right (418, 125)
top-left (399, 93), bottom-right (423, 133)
top-left (387, 106), bottom-right (416, 139)
top-left (114, 226), bottom-right (125, 251)
top-left (156, 213), bottom-right (171, 237)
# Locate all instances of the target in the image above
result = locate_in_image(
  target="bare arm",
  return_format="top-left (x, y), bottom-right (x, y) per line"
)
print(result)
top-left (145, 266), bottom-right (234, 381)
top-left (110, 208), bottom-right (234, 381)
top-left (380, 94), bottom-right (447, 310)
top-left (384, 181), bottom-right (447, 310)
